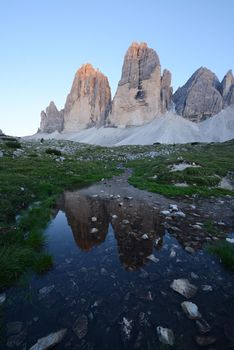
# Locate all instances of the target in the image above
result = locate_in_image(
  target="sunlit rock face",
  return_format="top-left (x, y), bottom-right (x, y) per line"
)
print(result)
top-left (63, 64), bottom-right (111, 132)
top-left (173, 67), bottom-right (223, 122)
top-left (108, 42), bottom-right (172, 127)
top-left (40, 101), bottom-right (64, 133)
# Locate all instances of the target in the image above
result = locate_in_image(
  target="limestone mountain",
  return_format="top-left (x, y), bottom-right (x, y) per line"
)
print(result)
top-left (40, 101), bottom-right (64, 133)
top-left (173, 68), bottom-right (234, 122)
top-left (108, 42), bottom-right (172, 127)
top-left (63, 64), bottom-right (111, 132)
top-left (173, 67), bottom-right (223, 122)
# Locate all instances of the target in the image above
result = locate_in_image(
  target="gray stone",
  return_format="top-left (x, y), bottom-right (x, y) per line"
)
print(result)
top-left (195, 335), bottom-right (216, 346)
top-left (73, 314), bottom-right (88, 339)
top-left (181, 301), bottom-right (202, 319)
top-left (146, 254), bottom-right (159, 263)
top-left (38, 285), bottom-right (55, 299)
top-left (7, 330), bottom-right (27, 348)
top-left (170, 278), bottom-right (198, 298)
top-left (29, 329), bottom-right (67, 350)
top-left (0, 293), bottom-right (6, 305)
top-left (156, 326), bottom-right (174, 346)
top-left (196, 319), bottom-right (211, 334)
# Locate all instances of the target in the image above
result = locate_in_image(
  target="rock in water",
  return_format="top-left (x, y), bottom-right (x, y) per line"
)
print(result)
top-left (195, 336), bottom-right (216, 346)
top-left (109, 42), bottom-right (172, 127)
top-left (63, 64), bottom-right (111, 132)
top-left (0, 293), bottom-right (6, 305)
top-left (73, 314), bottom-right (88, 339)
top-left (181, 301), bottom-right (201, 319)
top-left (29, 329), bottom-right (67, 350)
top-left (170, 278), bottom-right (198, 298)
top-left (40, 101), bottom-right (64, 133)
top-left (156, 326), bottom-right (174, 346)
top-left (173, 67), bottom-right (223, 122)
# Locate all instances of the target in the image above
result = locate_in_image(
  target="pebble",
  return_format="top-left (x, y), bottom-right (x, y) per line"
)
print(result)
top-left (91, 216), bottom-right (97, 222)
top-left (29, 329), bottom-right (67, 350)
top-left (201, 285), bottom-right (213, 292)
top-left (146, 254), bottom-right (159, 263)
top-left (157, 326), bottom-right (174, 346)
top-left (90, 227), bottom-right (98, 233)
top-left (185, 246), bottom-right (195, 254)
top-left (170, 279), bottom-right (198, 298)
top-left (73, 314), bottom-right (88, 339)
top-left (142, 234), bottom-right (149, 240)
top-left (196, 319), bottom-right (211, 334)
top-left (195, 335), bottom-right (216, 346)
top-left (0, 293), bottom-right (6, 305)
top-left (181, 301), bottom-right (202, 319)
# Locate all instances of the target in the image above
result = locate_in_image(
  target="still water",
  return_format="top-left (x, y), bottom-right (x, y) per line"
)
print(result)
top-left (2, 190), bottom-right (234, 349)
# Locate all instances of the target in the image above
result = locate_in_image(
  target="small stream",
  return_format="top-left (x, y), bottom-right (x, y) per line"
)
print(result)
top-left (2, 181), bottom-right (234, 349)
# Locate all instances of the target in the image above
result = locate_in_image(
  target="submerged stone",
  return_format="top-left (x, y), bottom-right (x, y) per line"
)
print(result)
top-left (157, 326), bottom-right (174, 346)
top-left (181, 301), bottom-right (202, 319)
top-left (170, 279), bottom-right (198, 298)
top-left (196, 319), bottom-right (211, 334)
top-left (73, 314), bottom-right (88, 339)
top-left (0, 293), bottom-right (6, 305)
top-left (29, 329), bottom-right (67, 350)
top-left (195, 335), bottom-right (216, 346)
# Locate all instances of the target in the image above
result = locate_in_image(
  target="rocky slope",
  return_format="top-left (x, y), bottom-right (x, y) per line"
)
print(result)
top-left (30, 107), bottom-right (234, 146)
top-left (40, 101), bottom-right (64, 133)
top-left (173, 68), bottom-right (234, 121)
top-left (108, 42), bottom-right (172, 127)
top-left (63, 64), bottom-right (111, 132)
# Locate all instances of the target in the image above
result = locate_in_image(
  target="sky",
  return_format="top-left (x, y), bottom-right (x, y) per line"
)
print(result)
top-left (0, 0), bottom-right (234, 136)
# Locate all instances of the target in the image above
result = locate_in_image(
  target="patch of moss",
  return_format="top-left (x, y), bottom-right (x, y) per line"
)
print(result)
top-left (207, 241), bottom-right (234, 270)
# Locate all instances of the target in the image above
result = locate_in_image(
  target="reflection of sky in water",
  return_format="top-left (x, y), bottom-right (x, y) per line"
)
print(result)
top-left (3, 192), bottom-right (234, 350)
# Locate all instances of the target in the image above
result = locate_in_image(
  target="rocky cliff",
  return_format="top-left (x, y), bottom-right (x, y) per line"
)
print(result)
top-left (108, 42), bottom-right (172, 127)
top-left (173, 67), bottom-right (223, 122)
top-left (63, 64), bottom-right (111, 132)
top-left (173, 68), bottom-right (234, 121)
top-left (40, 101), bottom-right (64, 133)
top-left (221, 70), bottom-right (234, 107)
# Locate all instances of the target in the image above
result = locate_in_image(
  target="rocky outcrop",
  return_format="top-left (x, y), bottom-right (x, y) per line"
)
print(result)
top-left (40, 101), bottom-right (64, 133)
top-left (108, 42), bottom-right (172, 127)
top-left (161, 69), bottom-right (173, 113)
top-left (173, 67), bottom-right (223, 122)
top-left (63, 64), bottom-right (111, 132)
top-left (221, 70), bottom-right (234, 107)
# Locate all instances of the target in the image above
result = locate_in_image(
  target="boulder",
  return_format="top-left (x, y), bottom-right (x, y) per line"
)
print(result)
top-left (63, 64), bottom-right (111, 132)
top-left (40, 101), bottom-right (64, 133)
top-left (173, 67), bottom-right (223, 121)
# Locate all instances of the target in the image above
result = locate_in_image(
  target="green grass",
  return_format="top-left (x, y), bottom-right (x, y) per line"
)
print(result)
top-left (127, 140), bottom-right (234, 197)
top-left (207, 241), bottom-right (234, 270)
top-left (0, 140), bottom-right (120, 289)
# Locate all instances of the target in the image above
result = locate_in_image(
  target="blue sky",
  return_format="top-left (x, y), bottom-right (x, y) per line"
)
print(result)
top-left (0, 0), bottom-right (234, 136)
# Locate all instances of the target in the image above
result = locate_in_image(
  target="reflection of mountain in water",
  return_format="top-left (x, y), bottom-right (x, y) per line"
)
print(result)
top-left (58, 191), bottom-right (164, 269)
top-left (59, 192), bottom-right (109, 251)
